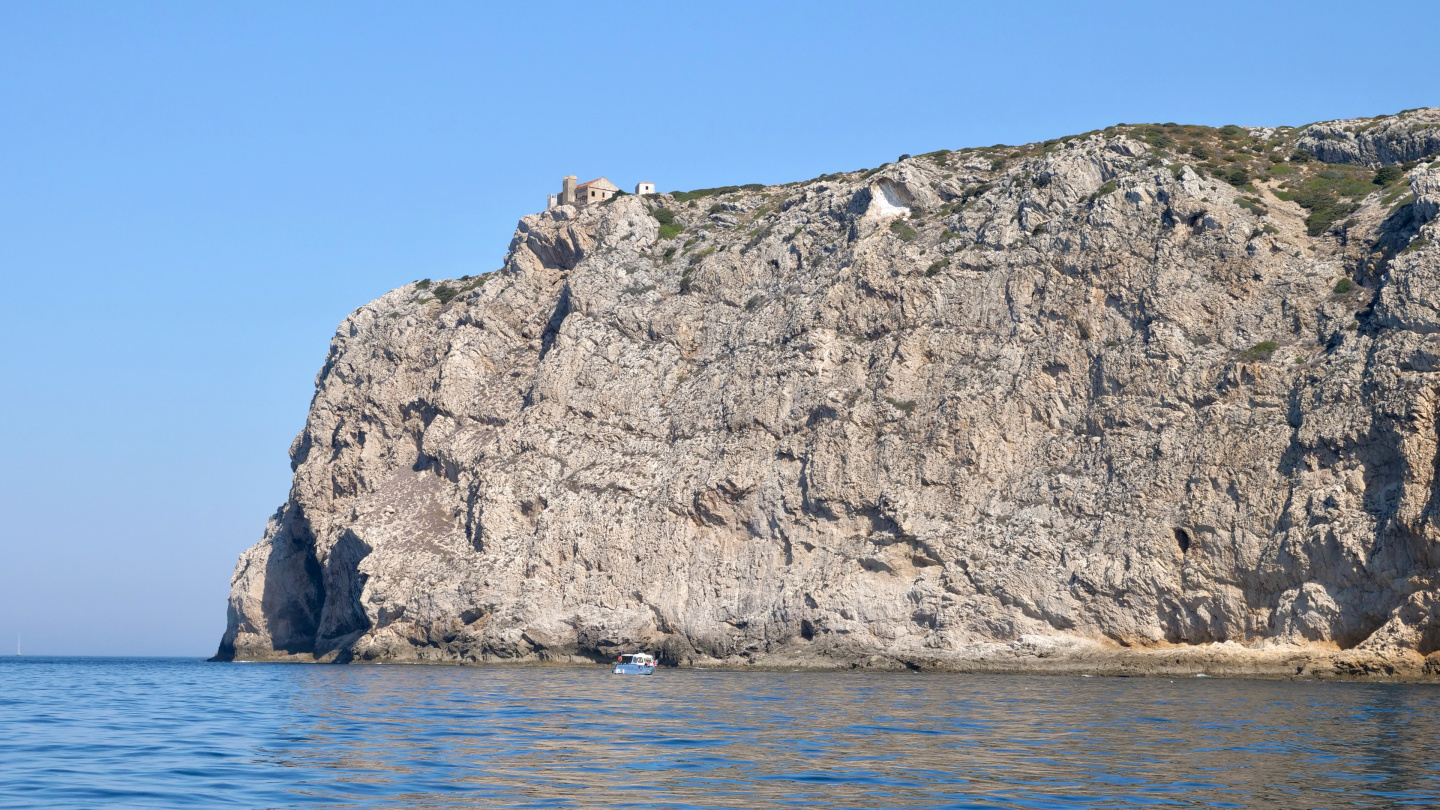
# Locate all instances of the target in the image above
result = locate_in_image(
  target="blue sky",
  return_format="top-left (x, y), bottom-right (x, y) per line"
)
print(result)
top-left (1, 1), bottom-right (1435, 656)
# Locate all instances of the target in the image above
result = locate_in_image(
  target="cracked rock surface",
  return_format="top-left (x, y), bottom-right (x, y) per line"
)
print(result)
top-left (218, 110), bottom-right (1440, 678)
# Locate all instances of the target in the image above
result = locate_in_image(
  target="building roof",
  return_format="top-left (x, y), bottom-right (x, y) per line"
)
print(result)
top-left (575, 177), bottom-right (619, 192)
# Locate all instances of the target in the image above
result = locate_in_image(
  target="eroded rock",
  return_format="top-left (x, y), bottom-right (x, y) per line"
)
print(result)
top-left (216, 110), bottom-right (1440, 678)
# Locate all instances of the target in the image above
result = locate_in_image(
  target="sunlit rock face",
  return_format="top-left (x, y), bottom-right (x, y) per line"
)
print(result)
top-left (217, 109), bottom-right (1440, 678)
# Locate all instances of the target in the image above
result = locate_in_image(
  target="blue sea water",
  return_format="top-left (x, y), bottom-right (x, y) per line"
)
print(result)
top-left (1, 658), bottom-right (1438, 808)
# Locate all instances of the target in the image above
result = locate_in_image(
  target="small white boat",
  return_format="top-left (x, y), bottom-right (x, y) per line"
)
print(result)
top-left (612, 653), bottom-right (657, 675)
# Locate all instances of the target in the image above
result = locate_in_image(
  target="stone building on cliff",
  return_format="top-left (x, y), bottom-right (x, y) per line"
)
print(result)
top-left (547, 176), bottom-right (655, 210)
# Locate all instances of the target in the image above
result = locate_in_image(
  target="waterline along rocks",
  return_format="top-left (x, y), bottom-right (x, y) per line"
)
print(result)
top-left (218, 109), bottom-right (1440, 678)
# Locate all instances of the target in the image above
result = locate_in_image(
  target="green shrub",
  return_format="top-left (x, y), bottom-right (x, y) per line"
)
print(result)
top-left (432, 284), bottom-right (458, 304)
top-left (1373, 166), bottom-right (1404, 185)
top-left (1236, 197), bottom-right (1268, 215)
top-left (1219, 124), bottom-right (1244, 137)
top-left (651, 207), bottom-right (676, 225)
top-left (1290, 150), bottom-right (1313, 163)
top-left (890, 221), bottom-right (917, 241)
top-left (744, 224), bottom-right (773, 248)
top-left (1239, 340), bottom-right (1279, 362)
top-left (671, 184), bottom-right (764, 202)
top-left (1189, 144), bottom-right (1210, 159)
top-left (1389, 191), bottom-right (1417, 213)
top-left (1333, 277), bottom-right (1354, 294)
top-left (658, 222), bottom-right (684, 240)
top-left (415, 278), bottom-right (432, 290)
top-left (1277, 175), bottom-right (1367, 236)
top-left (925, 258), bottom-right (950, 277)
top-left (1382, 186), bottom-right (1410, 206)
top-left (1226, 167), bottom-right (1251, 187)
top-left (1087, 180), bottom-right (1118, 204)
top-left (1405, 236), bottom-right (1432, 253)
top-left (1304, 204), bottom-right (1357, 236)
top-left (1262, 223), bottom-right (1279, 235)
top-left (885, 398), bottom-right (917, 413)
top-left (688, 246), bottom-right (715, 266)
top-left (1144, 132), bottom-right (1174, 148)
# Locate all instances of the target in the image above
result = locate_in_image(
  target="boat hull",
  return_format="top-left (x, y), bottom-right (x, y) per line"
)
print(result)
top-left (612, 664), bottom-right (656, 675)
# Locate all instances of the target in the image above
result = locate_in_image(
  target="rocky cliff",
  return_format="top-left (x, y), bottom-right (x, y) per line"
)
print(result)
top-left (217, 108), bottom-right (1440, 678)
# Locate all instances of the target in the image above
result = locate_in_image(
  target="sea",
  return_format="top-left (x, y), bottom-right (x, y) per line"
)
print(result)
top-left (1, 657), bottom-right (1438, 809)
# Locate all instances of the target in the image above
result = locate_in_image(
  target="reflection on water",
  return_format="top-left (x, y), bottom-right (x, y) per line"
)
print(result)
top-left (2, 658), bottom-right (1438, 808)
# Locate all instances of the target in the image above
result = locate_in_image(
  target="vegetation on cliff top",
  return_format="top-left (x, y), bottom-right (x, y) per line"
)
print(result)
top-left (644, 109), bottom-right (1435, 247)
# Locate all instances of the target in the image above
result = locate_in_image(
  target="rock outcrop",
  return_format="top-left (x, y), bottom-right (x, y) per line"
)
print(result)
top-left (217, 109), bottom-right (1440, 678)
top-left (1297, 108), bottom-right (1440, 166)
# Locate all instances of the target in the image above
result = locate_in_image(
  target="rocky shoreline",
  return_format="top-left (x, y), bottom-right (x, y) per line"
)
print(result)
top-left (221, 638), bottom-right (1440, 681)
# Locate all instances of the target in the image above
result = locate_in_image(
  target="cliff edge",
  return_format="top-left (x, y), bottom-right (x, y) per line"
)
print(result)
top-left (217, 109), bottom-right (1440, 678)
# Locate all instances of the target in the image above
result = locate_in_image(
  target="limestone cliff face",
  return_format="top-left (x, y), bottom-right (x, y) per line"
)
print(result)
top-left (218, 109), bottom-right (1440, 676)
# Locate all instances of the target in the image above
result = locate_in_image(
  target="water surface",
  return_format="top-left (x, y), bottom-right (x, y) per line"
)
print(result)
top-left (1, 657), bottom-right (1437, 808)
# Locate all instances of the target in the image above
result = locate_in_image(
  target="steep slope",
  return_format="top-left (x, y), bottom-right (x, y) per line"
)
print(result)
top-left (217, 109), bottom-right (1440, 677)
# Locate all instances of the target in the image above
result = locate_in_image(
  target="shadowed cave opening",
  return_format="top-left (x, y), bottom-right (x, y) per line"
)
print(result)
top-left (1174, 528), bottom-right (1192, 554)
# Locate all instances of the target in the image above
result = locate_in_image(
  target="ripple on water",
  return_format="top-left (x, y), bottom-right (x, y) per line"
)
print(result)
top-left (1, 658), bottom-right (1439, 808)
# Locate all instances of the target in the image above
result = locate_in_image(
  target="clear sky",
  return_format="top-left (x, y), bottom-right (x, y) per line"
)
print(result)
top-left (1, 1), bottom-right (1435, 657)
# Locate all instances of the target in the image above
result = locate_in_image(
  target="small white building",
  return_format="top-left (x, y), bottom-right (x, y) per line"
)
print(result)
top-left (635, 181), bottom-right (655, 195)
